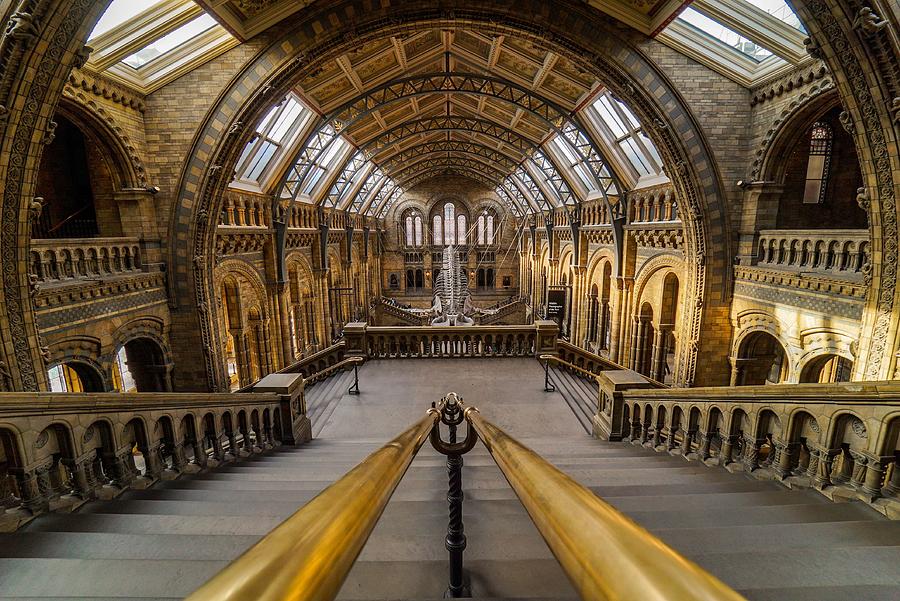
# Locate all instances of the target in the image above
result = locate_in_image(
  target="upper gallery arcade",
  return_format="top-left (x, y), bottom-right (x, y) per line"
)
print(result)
top-left (0, 0), bottom-right (894, 395)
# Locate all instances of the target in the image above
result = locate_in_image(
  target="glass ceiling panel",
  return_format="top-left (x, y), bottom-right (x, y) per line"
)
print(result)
top-left (122, 13), bottom-right (218, 69)
top-left (90, 0), bottom-right (162, 39)
top-left (743, 0), bottom-right (806, 32)
top-left (678, 7), bottom-right (773, 61)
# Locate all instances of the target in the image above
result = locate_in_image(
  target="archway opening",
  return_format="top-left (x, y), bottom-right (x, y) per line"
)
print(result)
top-left (736, 332), bottom-right (787, 386)
top-left (113, 338), bottom-right (169, 392)
top-left (47, 362), bottom-right (105, 392)
top-left (800, 354), bottom-right (852, 383)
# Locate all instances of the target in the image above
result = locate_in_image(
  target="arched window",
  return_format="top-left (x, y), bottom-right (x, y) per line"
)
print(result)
top-left (457, 214), bottom-right (466, 245)
top-left (433, 215), bottom-right (442, 245)
top-left (414, 215), bottom-right (423, 246)
top-left (803, 122), bottom-right (833, 204)
top-left (444, 203), bottom-right (456, 245)
top-left (487, 215), bottom-right (495, 244)
top-left (477, 215), bottom-right (486, 245)
top-left (405, 216), bottom-right (414, 246)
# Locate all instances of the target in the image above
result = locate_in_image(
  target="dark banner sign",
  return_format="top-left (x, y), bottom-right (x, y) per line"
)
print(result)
top-left (547, 289), bottom-right (567, 322)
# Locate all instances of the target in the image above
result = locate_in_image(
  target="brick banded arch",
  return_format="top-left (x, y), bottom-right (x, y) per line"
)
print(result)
top-left (164, 1), bottom-right (734, 389)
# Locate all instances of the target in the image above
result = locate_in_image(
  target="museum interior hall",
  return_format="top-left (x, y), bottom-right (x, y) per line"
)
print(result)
top-left (0, 0), bottom-right (898, 599)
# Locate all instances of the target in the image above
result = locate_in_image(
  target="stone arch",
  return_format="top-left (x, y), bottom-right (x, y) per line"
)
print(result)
top-left (752, 83), bottom-right (838, 181)
top-left (57, 90), bottom-right (146, 188)
top-left (158, 1), bottom-right (734, 390)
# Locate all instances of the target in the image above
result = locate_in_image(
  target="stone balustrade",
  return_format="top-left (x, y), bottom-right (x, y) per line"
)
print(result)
top-left (601, 382), bottom-right (900, 517)
top-left (218, 194), bottom-right (271, 227)
top-left (0, 378), bottom-right (310, 530)
top-left (30, 238), bottom-right (142, 284)
top-left (627, 184), bottom-right (679, 224)
top-left (756, 229), bottom-right (869, 276)
top-left (341, 321), bottom-right (560, 359)
top-left (287, 203), bottom-right (318, 229)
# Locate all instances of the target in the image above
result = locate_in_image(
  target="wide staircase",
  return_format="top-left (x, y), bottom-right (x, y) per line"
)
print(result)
top-left (1, 358), bottom-right (898, 600)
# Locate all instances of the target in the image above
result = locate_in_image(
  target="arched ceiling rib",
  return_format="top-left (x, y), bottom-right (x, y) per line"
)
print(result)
top-left (211, 25), bottom-right (666, 219)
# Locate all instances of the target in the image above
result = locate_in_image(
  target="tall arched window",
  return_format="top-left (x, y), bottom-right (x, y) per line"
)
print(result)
top-left (414, 215), bottom-right (423, 246)
top-left (405, 215), bottom-right (414, 246)
top-left (487, 215), bottom-right (495, 244)
top-left (433, 214), bottom-right (442, 245)
top-left (803, 122), bottom-right (833, 204)
top-left (477, 215), bottom-right (486, 245)
top-left (457, 214), bottom-right (466, 245)
top-left (444, 203), bottom-right (456, 245)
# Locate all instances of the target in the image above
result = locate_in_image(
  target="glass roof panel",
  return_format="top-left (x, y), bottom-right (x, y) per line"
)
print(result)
top-left (90, 0), bottom-right (162, 39)
top-left (122, 13), bottom-right (218, 69)
top-left (742, 0), bottom-right (806, 32)
top-left (678, 7), bottom-right (773, 61)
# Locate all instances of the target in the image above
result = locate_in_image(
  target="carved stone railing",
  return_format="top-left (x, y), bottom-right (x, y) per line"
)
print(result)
top-left (218, 193), bottom-right (271, 227)
top-left (756, 229), bottom-right (869, 278)
top-left (626, 184), bottom-right (679, 224)
top-left (342, 321), bottom-right (560, 359)
top-left (605, 382), bottom-right (900, 518)
top-left (30, 238), bottom-right (142, 284)
top-left (479, 296), bottom-right (528, 325)
top-left (0, 378), bottom-right (310, 531)
top-left (369, 297), bottom-right (429, 326)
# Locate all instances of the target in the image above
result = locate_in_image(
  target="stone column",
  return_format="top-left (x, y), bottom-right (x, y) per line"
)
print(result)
top-left (10, 466), bottom-right (47, 514)
top-left (191, 438), bottom-right (208, 469)
top-left (849, 450), bottom-right (869, 490)
top-left (607, 278), bottom-right (631, 364)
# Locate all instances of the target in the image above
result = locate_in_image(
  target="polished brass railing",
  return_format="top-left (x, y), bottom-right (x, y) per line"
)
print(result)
top-left (461, 401), bottom-right (747, 601)
top-left (185, 403), bottom-right (442, 601)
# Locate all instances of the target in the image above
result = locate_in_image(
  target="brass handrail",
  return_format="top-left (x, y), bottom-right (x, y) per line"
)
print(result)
top-left (540, 354), bottom-right (602, 384)
top-left (186, 404), bottom-right (443, 601)
top-left (461, 402), bottom-right (747, 601)
top-left (304, 356), bottom-right (363, 385)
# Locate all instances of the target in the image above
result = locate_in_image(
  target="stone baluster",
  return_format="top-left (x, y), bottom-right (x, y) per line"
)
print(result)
top-left (650, 425), bottom-right (662, 449)
top-left (665, 427), bottom-right (677, 452)
top-left (170, 443), bottom-right (188, 473)
top-left (831, 448), bottom-right (853, 485)
top-left (680, 429), bottom-right (695, 456)
top-left (813, 447), bottom-right (838, 489)
top-left (742, 437), bottom-right (762, 472)
top-left (10, 466), bottom-right (47, 514)
top-left (881, 459), bottom-right (900, 498)
top-left (141, 444), bottom-right (164, 480)
top-left (191, 438), bottom-right (208, 469)
top-left (103, 449), bottom-right (135, 489)
top-left (639, 419), bottom-right (650, 445)
top-left (697, 431), bottom-right (712, 461)
top-left (630, 417), bottom-right (641, 442)
top-left (773, 441), bottom-right (797, 480)
top-left (860, 455), bottom-right (891, 501)
top-left (848, 450), bottom-right (869, 490)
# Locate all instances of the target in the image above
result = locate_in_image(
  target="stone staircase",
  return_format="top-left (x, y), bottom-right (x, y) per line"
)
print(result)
top-left (0, 358), bottom-right (897, 600)
top-left (545, 365), bottom-right (598, 433)
top-left (305, 368), bottom-right (358, 438)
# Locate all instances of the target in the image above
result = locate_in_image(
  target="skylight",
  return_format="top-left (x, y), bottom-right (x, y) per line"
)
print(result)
top-left (678, 7), bottom-right (773, 61)
top-left (89, 0), bottom-right (161, 40)
top-left (235, 96), bottom-right (312, 186)
top-left (743, 0), bottom-right (805, 32)
top-left (587, 93), bottom-right (663, 182)
top-left (122, 13), bottom-right (218, 69)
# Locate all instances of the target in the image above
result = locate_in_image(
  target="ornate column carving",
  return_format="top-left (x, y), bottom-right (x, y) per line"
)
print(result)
top-left (773, 441), bottom-right (797, 480)
top-left (742, 437), bottom-right (762, 471)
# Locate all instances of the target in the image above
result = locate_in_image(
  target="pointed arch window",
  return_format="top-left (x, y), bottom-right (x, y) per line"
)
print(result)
top-left (414, 215), bottom-right (423, 246)
top-left (433, 215), bottom-right (442, 246)
top-left (405, 216), bottom-right (414, 246)
top-left (477, 215), bottom-right (486, 245)
top-left (803, 122), bottom-right (833, 204)
top-left (487, 215), bottom-right (495, 244)
top-left (444, 203), bottom-right (456, 245)
top-left (457, 214), bottom-right (467, 245)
